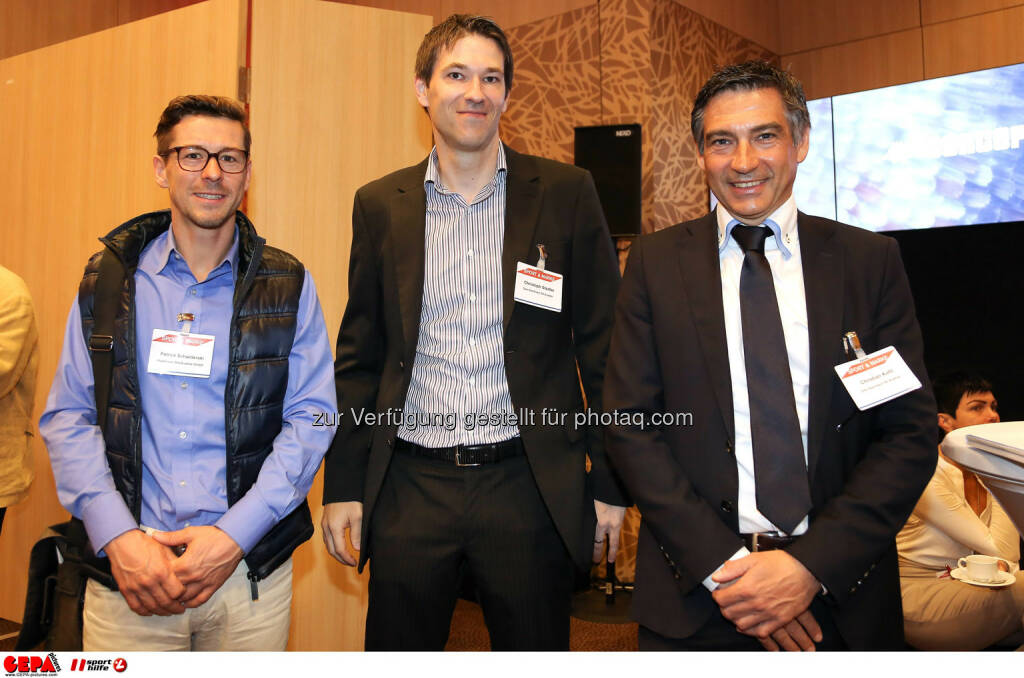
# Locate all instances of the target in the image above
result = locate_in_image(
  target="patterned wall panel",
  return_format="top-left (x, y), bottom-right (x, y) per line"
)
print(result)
top-left (650, 0), bottom-right (776, 228)
top-left (502, 4), bottom-right (603, 163)
top-left (599, 0), bottom-right (656, 232)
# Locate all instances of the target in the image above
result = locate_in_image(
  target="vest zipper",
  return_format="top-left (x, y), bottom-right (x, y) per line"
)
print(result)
top-left (248, 570), bottom-right (260, 601)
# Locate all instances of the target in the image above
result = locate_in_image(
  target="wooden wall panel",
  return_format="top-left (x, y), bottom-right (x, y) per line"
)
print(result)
top-left (116, 0), bottom-right (207, 24)
top-left (923, 5), bottom-right (1024, 79)
top-left (441, 0), bottom-right (595, 28)
top-left (248, 0), bottom-right (433, 651)
top-left (329, 0), bottom-right (594, 28)
top-left (0, 0), bottom-right (116, 59)
top-left (782, 28), bottom-right (924, 100)
top-left (326, 0), bottom-right (440, 23)
top-left (671, 0), bottom-right (779, 52)
top-left (776, 0), bottom-right (920, 55)
top-left (0, 0), bottom-right (245, 621)
top-left (921, 0), bottom-right (1024, 24)
top-left (0, 0), bottom-right (203, 61)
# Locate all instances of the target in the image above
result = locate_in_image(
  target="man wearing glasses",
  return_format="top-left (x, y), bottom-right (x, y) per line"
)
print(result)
top-left (40, 95), bottom-right (336, 650)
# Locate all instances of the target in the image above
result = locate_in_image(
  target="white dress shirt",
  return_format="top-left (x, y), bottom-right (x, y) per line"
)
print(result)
top-left (703, 195), bottom-right (812, 590)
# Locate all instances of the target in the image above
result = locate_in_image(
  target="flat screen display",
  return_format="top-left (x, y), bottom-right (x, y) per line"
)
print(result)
top-left (710, 62), bottom-right (1024, 231)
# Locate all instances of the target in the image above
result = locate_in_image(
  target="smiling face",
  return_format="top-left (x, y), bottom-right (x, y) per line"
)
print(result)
top-left (153, 114), bottom-right (251, 232)
top-left (697, 87), bottom-right (808, 226)
top-left (415, 33), bottom-right (509, 156)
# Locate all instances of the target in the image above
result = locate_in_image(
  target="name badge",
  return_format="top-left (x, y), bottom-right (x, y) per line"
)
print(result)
top-left (834, 345), bottom-right (921, 411)
top-left (513, 262), bottom-right (563, 312)
top-left (147, 329), bottom-right (216, 378)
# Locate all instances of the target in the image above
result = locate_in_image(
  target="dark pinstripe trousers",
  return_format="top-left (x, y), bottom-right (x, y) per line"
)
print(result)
top-left (364, 451), bottom-right (574, 650)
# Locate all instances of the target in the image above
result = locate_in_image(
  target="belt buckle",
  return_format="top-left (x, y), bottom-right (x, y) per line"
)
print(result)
top-left (454, 448), bottom-right (481, 467)
top-left (751, 532), bottom-right (774, 553)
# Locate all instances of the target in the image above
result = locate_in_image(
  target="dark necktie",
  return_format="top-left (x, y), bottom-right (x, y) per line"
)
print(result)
top-left (730, 222), bottom-right (811, 533)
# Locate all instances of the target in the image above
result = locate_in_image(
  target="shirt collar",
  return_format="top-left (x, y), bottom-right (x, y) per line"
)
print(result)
top-left (139, 223), bottom-right (240, 280)
top-left (424, 143), bottom-right (508, 193)
top-left (716, 194), bottom-right (798, 258)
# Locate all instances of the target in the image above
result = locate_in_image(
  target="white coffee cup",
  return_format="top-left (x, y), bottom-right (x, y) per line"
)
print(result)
top-left (958, 554), bottom-right (1008, 583)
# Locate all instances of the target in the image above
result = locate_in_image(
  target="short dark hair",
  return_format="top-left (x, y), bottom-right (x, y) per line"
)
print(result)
top-left (933, 371), bottom-right (995, 417)
top-left (154, 95), bottom-right (251, 156)
top-left (414, 14), bottom-right (513, 94)
top-left (691, 60), bottom-right (810, 153)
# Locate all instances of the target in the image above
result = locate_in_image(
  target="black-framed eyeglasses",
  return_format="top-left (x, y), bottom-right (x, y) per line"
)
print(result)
top-left (163, 146), bottom-right (249, 174)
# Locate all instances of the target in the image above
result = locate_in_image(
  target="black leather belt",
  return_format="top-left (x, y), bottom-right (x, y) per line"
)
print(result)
top-left (394, 437), bottom-right (524, 467)
top-left (741, 532), bottom-right (797, 552)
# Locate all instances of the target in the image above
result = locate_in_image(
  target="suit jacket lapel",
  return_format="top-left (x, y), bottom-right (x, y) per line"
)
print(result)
top-left (388, 161), bottom-right (429, 362)
top-left (676, 214), bottom-right (735, 443)
top-left (502, 145), bottom-right (543, 335)
top-left (799, 212), bottom-right (844, 479)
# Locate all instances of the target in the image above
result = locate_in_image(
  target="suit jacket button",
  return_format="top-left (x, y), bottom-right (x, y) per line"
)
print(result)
top-left (385, 438), bottom-right (393, 448)
top-left (674, 573), bottom-right (681, 580)
top-left (399, 360), bottom-right (405, 369)
top-left (720, 500), bottom-right (734, 513)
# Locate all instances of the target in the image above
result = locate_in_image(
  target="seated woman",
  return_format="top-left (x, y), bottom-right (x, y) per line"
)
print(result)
top-left (896, 372), bottom-right (1024, 650)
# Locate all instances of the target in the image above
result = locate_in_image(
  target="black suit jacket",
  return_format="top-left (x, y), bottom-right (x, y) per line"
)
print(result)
top-left (604, 212), bottom-right (936, 648)
top-left (323, 145), bottom-right (627, 572)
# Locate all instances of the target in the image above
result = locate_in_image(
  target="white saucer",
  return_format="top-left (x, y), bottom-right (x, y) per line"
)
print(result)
top-left (950, 567), bottom-right (1016, 588)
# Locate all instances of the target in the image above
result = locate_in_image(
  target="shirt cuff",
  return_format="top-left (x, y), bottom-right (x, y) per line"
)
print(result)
top-left (215, 490), bottom-right (278, 555)
top-left (702, 546), bottom-right (751, 591)
top-left (81, 492), bottom-right (138, 556)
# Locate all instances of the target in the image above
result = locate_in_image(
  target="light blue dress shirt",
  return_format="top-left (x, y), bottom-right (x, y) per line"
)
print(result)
top-left (40, 225), bottom-right (337, 555)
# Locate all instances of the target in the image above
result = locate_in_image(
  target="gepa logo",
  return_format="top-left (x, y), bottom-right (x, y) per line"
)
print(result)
top-left (3, 654), bottom-right (60, 674)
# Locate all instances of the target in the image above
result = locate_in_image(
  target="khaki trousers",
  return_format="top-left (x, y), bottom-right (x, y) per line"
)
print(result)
top-left (83, 558), bottom-right (292, 651)
top-left (900, 561), bottom-right (1024, 650)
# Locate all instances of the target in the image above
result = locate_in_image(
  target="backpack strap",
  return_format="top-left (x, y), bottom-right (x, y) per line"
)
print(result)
top-left (88, 249), bottom-right (126, 435)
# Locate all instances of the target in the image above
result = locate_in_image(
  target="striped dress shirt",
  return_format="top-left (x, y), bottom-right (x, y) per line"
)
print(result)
top-left (400, 145), bottom-right (520, 447)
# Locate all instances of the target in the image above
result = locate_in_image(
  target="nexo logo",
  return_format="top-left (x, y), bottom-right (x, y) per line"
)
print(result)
top-left (3, 655), bottom-right (59, 674)
top-left (615, 129), bottom-right (632, 137)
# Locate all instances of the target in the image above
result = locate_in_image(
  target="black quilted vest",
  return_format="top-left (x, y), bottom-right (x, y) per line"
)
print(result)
top-left (77, 209), bottom-right (312, 584)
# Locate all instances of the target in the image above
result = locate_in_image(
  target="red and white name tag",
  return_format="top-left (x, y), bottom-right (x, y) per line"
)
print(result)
top-left (834, 345), bottom-right (921, 410)
top-left (513, 262), bottom-right (563, 312)
top-left (147, 329), bottom-right (216, 377)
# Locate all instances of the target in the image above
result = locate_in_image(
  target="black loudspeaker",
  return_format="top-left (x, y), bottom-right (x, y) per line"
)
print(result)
top-left (574, 124), bottom-right (642, 236)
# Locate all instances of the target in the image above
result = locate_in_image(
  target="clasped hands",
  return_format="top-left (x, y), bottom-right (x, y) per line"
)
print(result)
top-left (104, 526), bottom-right (243, 617)
top-left (711, 549), bottom-right (823, 651)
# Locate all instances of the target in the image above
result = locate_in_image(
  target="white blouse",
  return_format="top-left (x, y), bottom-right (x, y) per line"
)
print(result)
top-left (897, 455), bottom-right (1020, 571)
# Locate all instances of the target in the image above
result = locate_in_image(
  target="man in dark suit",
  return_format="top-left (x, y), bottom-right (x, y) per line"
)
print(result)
top-left (320, 14), bottom-right (627, 650)
top-left (604, 61), bottom-right (936, 650)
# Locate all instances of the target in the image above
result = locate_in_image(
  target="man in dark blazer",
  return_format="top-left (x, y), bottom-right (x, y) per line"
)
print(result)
top-left (604, 61), bottom-right (936, 650)
top-left (321, 14), bottom-right (627, 650)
